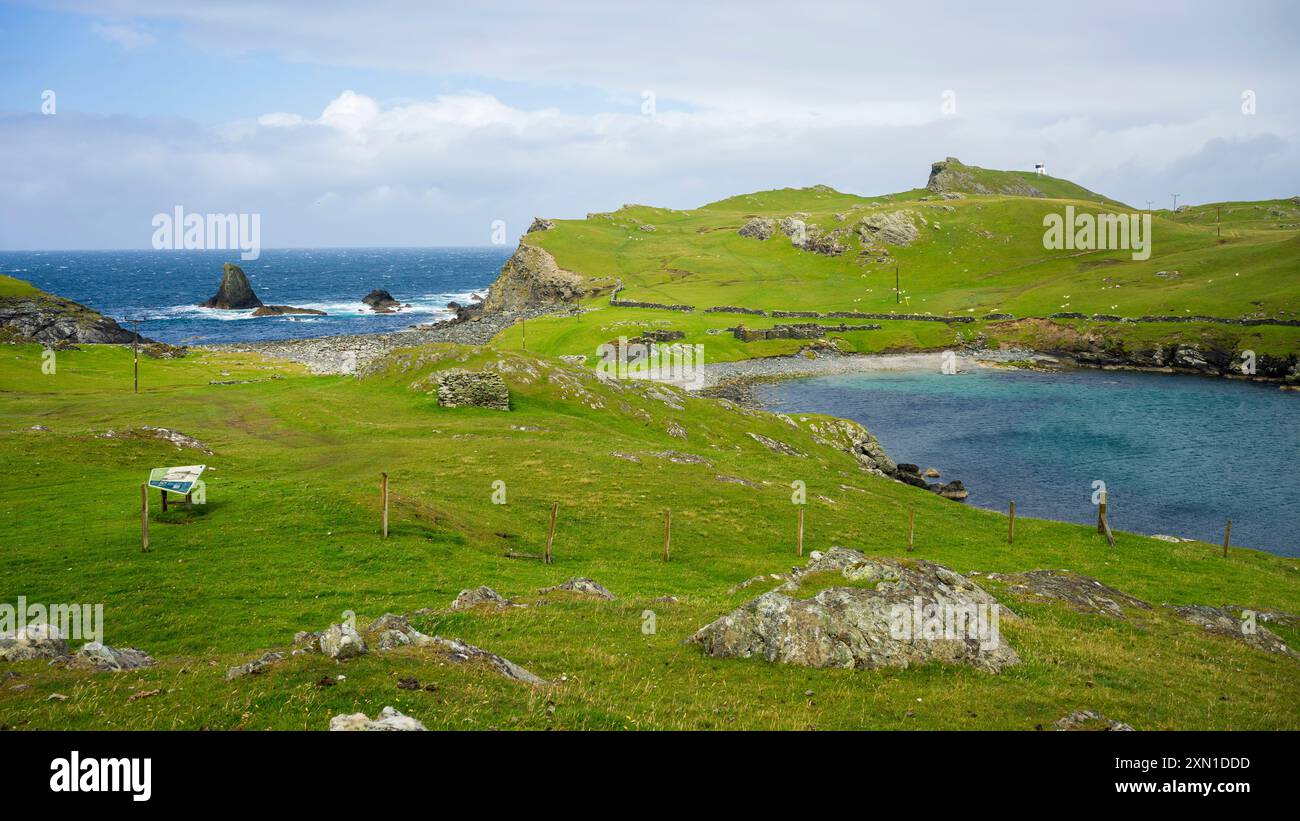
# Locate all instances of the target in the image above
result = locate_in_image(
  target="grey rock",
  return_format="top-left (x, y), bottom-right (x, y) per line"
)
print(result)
top-left (747, 432), bottom-right (805, 457)
top-left (65, 642), bottom-right (155, 672)
top-left (320, 623), bottom-right (368, 660)
top-left (0, 291), bottom-right (142, 345)
top-left (0, 623), bottom-right (67, 662)
top-left (1052, 710), bottom-right (1134, 731)
top-left (691, 548), bottom-right (1018, 673)
top-left (859, 210), bottom-right (920, 246)
top-left (988, 570), bottom-right (1151, 618)
top-left (329, 706), bottom-right (427, 731)
top-left (538, 577), bottom-right (615, 600)
top-left (428, 636), bottom-right (544, 684)
top-left (527, 217), bottom-right (555, 233)
top-left (1167, 604), bottom-right (1298, 657)
top-left (483, 244), bottom-right (584, 313)
top-left (225, 651), bottom-right (285, 680)
top-left (450, 586), bottom-right (519, 611)
top-left (738, 217), bottom-right (775, 240)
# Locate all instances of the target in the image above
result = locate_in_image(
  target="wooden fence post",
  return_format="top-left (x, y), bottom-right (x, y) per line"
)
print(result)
top-left (663, 509), bottom-right (671, 562)
top-left (1223, 520), bottom-right (1232, 558)
top-left (907, 509), bottom-right (915, 552)
top-left (140, 483), bottom-right (149, 553)
top-left (544, 502), bottom-right (558, 564)
top-left (381, 472), bottom-right (389, 538)
top-left (797, 507), bottom-right (804, 557)
top-left (1097, 490), bottom-right (1107, 534)
top-left (1008, 500), bottom-right (1015, 544)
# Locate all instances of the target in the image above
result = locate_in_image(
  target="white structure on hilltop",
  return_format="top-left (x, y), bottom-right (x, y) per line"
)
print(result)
top-left (1034, 163), bottom-right (1046, 176)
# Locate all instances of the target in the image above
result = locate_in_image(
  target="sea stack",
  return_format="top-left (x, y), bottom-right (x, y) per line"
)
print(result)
top-left (201, 263), bottom-right (263, 310)
top-left (362, 289), bottom-right (401, 313)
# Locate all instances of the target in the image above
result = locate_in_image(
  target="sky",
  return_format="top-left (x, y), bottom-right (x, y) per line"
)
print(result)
top-left (0, 0), bottom-right (1297, 250)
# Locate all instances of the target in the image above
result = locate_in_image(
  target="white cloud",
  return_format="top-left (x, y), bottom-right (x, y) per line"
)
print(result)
top-left (91, 21), bottom-right (156, 50)
top-left (2, 2), bottom-right (1297, 249)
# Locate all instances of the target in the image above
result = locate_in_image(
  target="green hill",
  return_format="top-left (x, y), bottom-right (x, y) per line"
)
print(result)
top-left (489, 158), bottom-right (1300, 368)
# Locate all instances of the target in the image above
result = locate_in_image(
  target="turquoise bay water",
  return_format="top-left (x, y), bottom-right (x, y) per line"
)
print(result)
top-left (755, 368), bottom-right (1300, 557)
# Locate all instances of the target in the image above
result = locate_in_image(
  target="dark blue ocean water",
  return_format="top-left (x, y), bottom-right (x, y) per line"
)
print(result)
top-left (755, 368), bottom-right (1300, 557)
top-left (0, 248), bottom-right (511, 344)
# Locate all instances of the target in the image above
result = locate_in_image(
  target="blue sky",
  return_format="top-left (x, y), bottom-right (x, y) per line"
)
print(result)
top-left (1, 0), bottom-right (1296, 249)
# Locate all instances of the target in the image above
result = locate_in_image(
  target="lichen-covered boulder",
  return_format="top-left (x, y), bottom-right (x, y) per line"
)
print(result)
top-left (987, 570), bottom-right (1150, 618)
top-left (1052, 710), bottom-right (1134, 731)
top-left (450, 586), bottom-right (520, 611)
top-left (858, 210), bottom-right (920, 246)
top-left (690, 548), bottom-right (1018, 673)
top-left (0, 623), bottom-right (67, 662)
top-left (538, 577), bottom-right (615, 600)
top-left (329, 706), bottom-right (427, 731)
top-left (320, 623), bottom-right (367, 660)
top-left (1167, 604), bottom-right (1298, 657)
top-left (738, 217), bottom-right (774, 240)
top-left (225, 651), bottom-right (285, 680)
top-left (433, 369), bottom-right (510, 411)
top-left (65, 642), bottom-right (155, 672)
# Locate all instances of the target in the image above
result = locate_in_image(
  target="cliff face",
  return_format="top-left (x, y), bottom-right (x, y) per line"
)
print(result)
top-left (201, 263), bottom-right (263, 309)
top-left (482, 244), bottom-right (585, 314)
top-left (0, 290), bottom-right (141, 345)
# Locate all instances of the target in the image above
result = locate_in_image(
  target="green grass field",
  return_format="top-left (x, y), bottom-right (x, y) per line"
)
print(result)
top-left (1, 342), bottom-right (1297, 730)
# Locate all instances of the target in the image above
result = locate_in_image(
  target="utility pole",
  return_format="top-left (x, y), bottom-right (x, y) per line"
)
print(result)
top-left (895, 261), bottom-right (900, 305)
top-left (1171, 193), bottom-right (1180, 212)
top-left (1145, 200), bottom-right (1154, 212)
top-left (1216, 205), bottom-right (1221, 238)
top-left (124, 317), bottom-right (142, 393)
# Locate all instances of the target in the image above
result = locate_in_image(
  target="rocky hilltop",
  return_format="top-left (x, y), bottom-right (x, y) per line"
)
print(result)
top-left (483, 244), bottom-right (585, 313)
top-left (0, 275), bottom-right (142, 345)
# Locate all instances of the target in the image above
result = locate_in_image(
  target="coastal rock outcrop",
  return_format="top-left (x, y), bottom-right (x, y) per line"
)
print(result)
top-left (483, 244), bottom-right (584, 313)
top-left (362, 289), bottom-right (402, 312)
top-left (252, 305), bottom-right (326, 317)
top-left (0, 283), bottom-right (143, 345)
top-left (689, 548), bottom-right (1018, 672)
top-left (200, 263), bottom-right (263, 309)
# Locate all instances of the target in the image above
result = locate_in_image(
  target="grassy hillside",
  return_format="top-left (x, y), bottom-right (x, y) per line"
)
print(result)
top-left (496, 160), bottom-right (1300, 366)
top-left (0, 342), bottom-right (1297, 730)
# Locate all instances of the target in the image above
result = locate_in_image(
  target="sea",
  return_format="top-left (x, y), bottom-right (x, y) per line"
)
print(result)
top-left (0, 247), bottom-right (512, 345)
